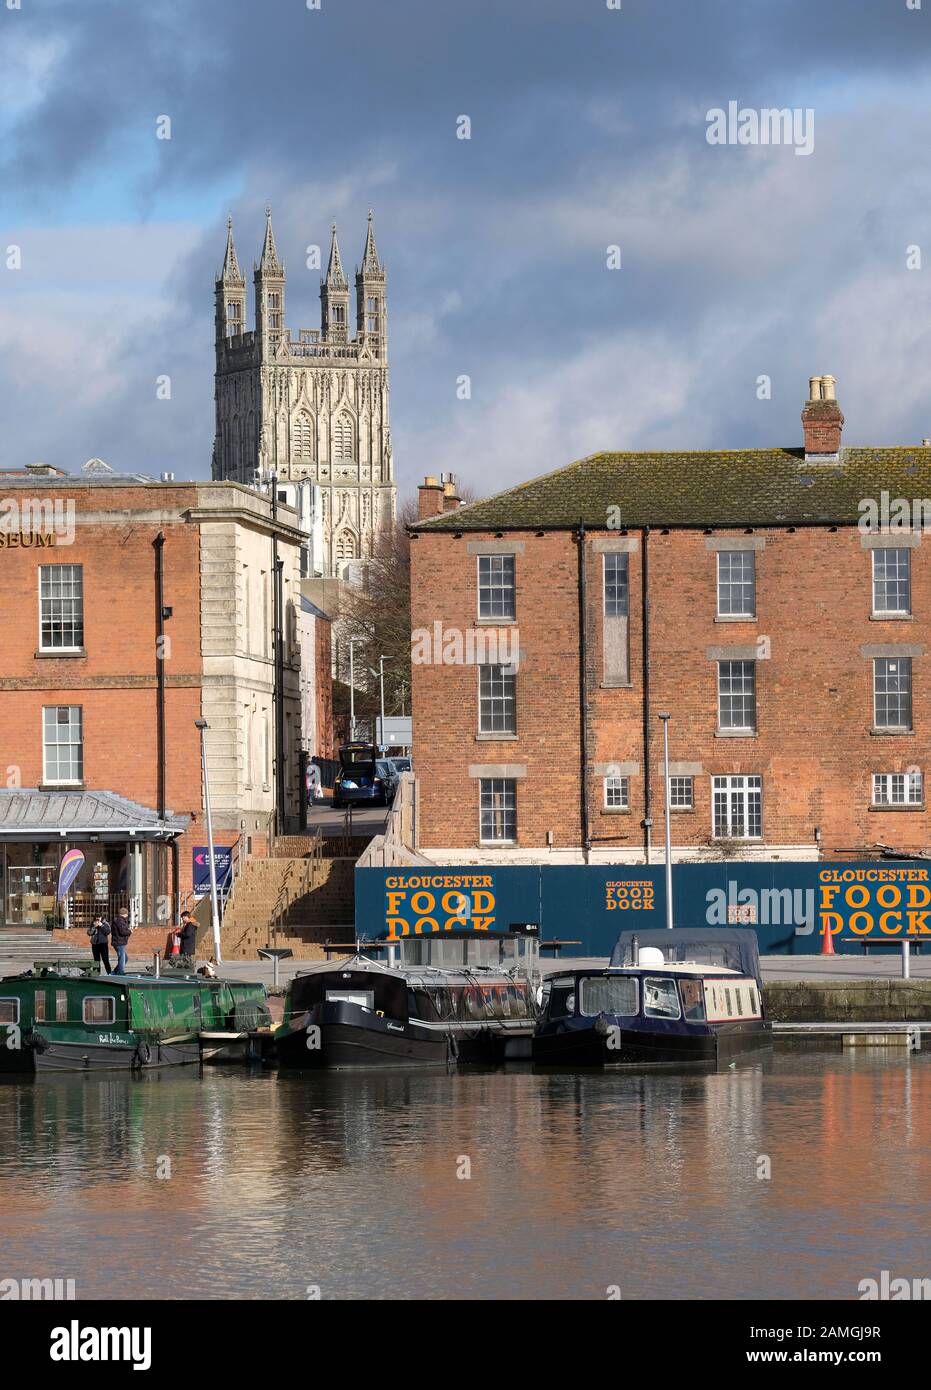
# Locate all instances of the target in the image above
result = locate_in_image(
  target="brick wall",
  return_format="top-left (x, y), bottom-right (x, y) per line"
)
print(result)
top-left (411, 524), bottom-right (930, 858)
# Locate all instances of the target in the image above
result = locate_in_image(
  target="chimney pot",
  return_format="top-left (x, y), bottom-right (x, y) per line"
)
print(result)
top-left (417, 476), bottom-right (446, 521)
top-left (801, 375), bottom-right (844, 458)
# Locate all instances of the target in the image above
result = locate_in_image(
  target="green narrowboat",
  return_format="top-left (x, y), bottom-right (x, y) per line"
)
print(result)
top-left (0, 966), bottom-right (271, 1074)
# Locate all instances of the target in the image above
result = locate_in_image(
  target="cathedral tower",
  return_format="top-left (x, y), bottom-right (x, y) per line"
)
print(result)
top-left (212, 208), bottom-right (396, 577)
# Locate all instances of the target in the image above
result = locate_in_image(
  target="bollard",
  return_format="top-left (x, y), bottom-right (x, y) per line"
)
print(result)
top-left (902, 939), bottom-right (910, 980)
top-left (152, 951), bottom-right (160, 979)
top-left (273, 954), bottom-right (280, 990)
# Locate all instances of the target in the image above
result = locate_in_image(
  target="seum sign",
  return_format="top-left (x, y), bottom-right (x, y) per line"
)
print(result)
top-left (357, 860), bottom-right (931, 958)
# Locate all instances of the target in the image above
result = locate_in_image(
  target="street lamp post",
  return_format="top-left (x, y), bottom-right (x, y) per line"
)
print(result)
top-left (195, 718), bottom-right (222, 964)
top-left (348, 638), bottom-right (361, 742)
top-left (370, 656), bottom-right (390, 746)
top-left (658, 712), bottom-right (674, 930)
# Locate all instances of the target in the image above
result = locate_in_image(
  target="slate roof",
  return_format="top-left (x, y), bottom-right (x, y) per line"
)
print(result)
top-left (413, 447), bottom-right (931, 531)
top-left (0, 790), bottom-right (189, 837)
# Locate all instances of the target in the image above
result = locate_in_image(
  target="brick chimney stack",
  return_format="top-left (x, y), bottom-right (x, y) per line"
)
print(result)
top-left (441, 472), bottom-right (461, 512)
top-left (801, 374), bottom-right (844, 458)
top-left (417, 475), bottom-right (446, 520)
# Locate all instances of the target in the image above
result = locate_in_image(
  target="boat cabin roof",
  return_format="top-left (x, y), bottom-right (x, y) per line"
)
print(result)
top-left (0, 969), bottom-right (263, 991)
top-left (550, 963), bottom-right (742, 981)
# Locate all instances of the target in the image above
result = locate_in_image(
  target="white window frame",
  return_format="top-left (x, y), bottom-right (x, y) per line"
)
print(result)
top-left (478, 664), bottom-right (517, 735)
top-left (42, 706), bottom-right (83, 786)
top-left (477, 555), bottom-right (516, 621)
top-left (873, 657), bottom-right (912, 732)
top-left (82, 995), bottom-right (116, 1025)
top-left (669, 775), bottom-right (694, 809)
top-left (479, 778), bottom-right (517, 844)
top-left (716, 550), bottom-right (756, 618)
top-left (872, 772), bottom-right (923, 806)
top-left (712, 774), bottom-right (763, 840)
top-left (717, 660), bottom-right (757, 732)
top-left (38, 564), bottom-right (84, 653)
top-left (872, 548), bottom-right (911, 617)
top-left (604, 775), bottom-right (629, 809)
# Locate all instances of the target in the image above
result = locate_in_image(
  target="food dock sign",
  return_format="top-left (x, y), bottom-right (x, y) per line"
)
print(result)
top-left (358, 860), bottom-right (931, 957)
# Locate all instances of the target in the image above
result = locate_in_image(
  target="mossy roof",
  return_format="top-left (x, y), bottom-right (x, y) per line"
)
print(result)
top-left (413, 448), bottom-right (931, 532)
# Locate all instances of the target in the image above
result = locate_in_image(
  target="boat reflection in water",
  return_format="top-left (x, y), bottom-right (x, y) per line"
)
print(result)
top-left (275, 930), bottom-right (539, 1069)
top-left (532, 929), bottom-right (772, 1068)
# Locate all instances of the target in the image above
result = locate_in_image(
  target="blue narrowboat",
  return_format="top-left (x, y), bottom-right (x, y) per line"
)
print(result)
top-left (532, 928), bottom-right (772, 1068)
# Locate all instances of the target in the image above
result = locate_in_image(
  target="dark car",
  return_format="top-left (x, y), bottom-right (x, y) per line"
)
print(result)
top-left (388, 756), bottom-right (412, 777)
top-left (333, 744), bottom-right (394, 808)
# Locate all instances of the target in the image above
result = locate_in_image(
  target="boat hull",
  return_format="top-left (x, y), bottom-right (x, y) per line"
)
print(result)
top-left (277, 1000), bottom-right (451, 1069)
top-left (0, 1030), bottom-right (202, 1074)
top-left (532, 1019), bottom-right (772, 1068)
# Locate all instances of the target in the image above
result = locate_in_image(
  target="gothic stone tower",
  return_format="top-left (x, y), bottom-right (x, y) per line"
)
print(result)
top-left (212, 209), bottom-right (396, 576)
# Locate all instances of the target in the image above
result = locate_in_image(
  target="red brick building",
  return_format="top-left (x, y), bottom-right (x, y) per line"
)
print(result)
top-left (0, 463), bottom-right (330, 929)
top-left (410, 378), bottom-right (931, 865)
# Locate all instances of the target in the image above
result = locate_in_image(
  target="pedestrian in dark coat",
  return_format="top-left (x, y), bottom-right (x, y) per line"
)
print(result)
top-left (178, 910), bottom-right (197, 961)
top-left (86, 915), bottom-right (112, 974)
top-left (110, 908), bottom-right (133, 975)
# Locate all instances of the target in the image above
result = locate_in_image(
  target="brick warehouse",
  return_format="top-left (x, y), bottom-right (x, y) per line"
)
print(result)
top-left (410, 376), bottom-right (931, 865)
top-left (0, 462), bottom-right (332, 930)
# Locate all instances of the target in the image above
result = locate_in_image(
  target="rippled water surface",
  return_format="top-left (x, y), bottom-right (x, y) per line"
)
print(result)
top-left (1, 1052), bottom-right (929, 1299)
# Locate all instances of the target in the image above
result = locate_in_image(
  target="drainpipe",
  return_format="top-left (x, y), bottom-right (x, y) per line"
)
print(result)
top-left (153, 533), bottom-right (167, 824)
top-left (271, 483), bottom-right (286, 835)
top-left (641, 526), bottom-right (652, 864)
top-left (577, 521), bottom-right (591, 860)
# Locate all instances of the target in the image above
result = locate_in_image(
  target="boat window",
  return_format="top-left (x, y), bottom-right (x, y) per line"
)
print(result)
top-left (0, 998), bottom-right (19, 1025)
top-left (578, 976), bottom-right (639, 1018)
top-left (56, 990), bottom-right (68, 1022)
top-left (83, 996), bottom-right (115, 1025)
top-left (547, 980), bottom-right (577, 1020)
top-left (325, 989), bottom-right (374, 1010)
top-left (35, 992), bottom-right (46, 1022)
top-left (643, 978), bottom-right (681, 1020)
top-left (140, 994), bottom-right (153, 1021)
top-left (679, 979), bottom-right (706, 1021)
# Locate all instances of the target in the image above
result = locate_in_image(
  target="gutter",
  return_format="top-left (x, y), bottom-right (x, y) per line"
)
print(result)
top-left (641, 525), bottom-right (652, 865)
top-left (576, 520), bottom-right (591, 860)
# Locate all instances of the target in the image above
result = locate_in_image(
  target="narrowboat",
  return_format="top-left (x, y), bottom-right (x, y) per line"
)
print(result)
top-left (532, 928), bottom-right (772, 1068)
top-left (275, 930), bottom-right (539, 1069)
top-left (0, 965), bottom-right (271, 1074)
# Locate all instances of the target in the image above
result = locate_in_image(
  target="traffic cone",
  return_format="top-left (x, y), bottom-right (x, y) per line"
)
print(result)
top-left (821, 923), bottom-right (836, 956)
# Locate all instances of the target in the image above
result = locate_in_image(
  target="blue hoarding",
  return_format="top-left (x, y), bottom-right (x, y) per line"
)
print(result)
top-left (354, 860), bottom-right (931, 956)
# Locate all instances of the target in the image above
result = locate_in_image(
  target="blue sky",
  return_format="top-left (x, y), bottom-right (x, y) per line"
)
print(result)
top-left (2, 0), bottom-right (931, 499)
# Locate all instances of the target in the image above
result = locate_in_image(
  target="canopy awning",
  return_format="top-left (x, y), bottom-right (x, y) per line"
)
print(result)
top-left (0, 790), bottom-right (189, 841)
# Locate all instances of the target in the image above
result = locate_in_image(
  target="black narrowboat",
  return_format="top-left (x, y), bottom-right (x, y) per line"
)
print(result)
top-left (275, 931), bottom-right (539, 1069)
top-left (532, 928), bottom-right (772, 1068)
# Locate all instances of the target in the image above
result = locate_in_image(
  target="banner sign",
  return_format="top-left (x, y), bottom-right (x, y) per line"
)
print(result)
top-left (193, 846), bottom-right (233, 893)
top-left (56, 848), bottom-right (85, 900)
top-left (356, 860), bottom-right (931, 957)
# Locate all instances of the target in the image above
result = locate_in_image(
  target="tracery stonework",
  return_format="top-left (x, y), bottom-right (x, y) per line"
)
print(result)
top-left (212, 209), bottom-right (396, 576)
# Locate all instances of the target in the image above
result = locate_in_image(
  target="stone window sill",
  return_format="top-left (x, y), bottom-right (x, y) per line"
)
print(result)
top-left (870, 613), bottom-right (912, 622)
top-left (34, 648), bottom-right (87, 660)
top-left (600, 807), bottom-right (631, 815)
top-left (475, 616), bottom-right (517, 626)
top-left (715, 729), bottom-right (757, 738)
top-left (868, 804), bottom-right (925, 812)
top-left (475, 732), bottom-right (518, 742)
top-left (869, 728), bottom-right (914, 737)
top-left (40, 782), bottom-right (85, 792)
top-left (600, 682), bottom-right (633, 690)
top-left (714, 615), bottom-right (756, 624)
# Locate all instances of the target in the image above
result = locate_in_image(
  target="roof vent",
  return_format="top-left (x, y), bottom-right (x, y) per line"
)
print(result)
top-left (161, 472), bottom-right (175, 482)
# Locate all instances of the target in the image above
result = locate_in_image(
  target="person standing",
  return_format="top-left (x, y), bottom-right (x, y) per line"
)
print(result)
top-left (86, 915), bottom-right (112, 974)
top-left (111, 907), bottom-right (133, 975)
top-left (178, 910), bottom-right (197, 962)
